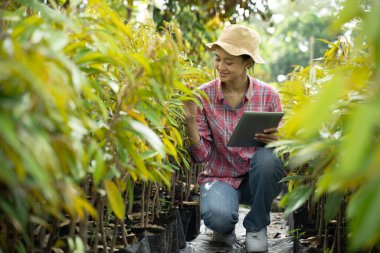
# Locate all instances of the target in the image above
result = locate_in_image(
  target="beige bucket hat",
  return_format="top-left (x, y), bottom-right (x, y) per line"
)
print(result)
top-left (206, 24), bottom-right (265, 64)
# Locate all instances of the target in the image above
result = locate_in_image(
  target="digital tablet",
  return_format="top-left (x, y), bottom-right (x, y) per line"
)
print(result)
top-left (227, 111), bottom-right (284, 147)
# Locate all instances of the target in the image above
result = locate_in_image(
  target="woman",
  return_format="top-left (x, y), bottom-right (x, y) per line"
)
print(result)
top-left (183, 24), bottom-right (284, 252)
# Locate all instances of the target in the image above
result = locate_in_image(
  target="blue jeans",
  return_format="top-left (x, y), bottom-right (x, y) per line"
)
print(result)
top-left (200, 148), bottom-right (284, 233)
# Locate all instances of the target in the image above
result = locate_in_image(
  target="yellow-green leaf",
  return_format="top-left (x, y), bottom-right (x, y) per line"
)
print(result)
top-left (104, 180), bottom-right (125, 220)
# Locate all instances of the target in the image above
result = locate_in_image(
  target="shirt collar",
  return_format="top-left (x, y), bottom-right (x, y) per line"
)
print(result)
top-left (215, 76), bottom-right (255, 103)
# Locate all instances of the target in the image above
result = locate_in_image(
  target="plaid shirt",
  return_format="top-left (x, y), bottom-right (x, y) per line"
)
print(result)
top-left (190, 76), bottom-right (282, 189)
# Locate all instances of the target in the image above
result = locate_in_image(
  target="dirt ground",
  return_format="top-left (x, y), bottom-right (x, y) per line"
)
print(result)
top-left (180, 207), bottom-right (293, 253)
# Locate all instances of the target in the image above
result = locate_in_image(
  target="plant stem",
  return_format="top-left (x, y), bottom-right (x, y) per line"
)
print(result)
top-left (29, 221), bottom-right (35, 253)
top-left (121, 187), bottom-right (129, 247)
top-left (186, 167), bottom-right (190, 201)
top-left (79, 177), bottom-right (90, 248)
top-left (318, 197), bottom-right (325, 247)
top-left (337, 205), bottom-right (342, 253)
top-left (152, 183), bottom-right (159, 221)
top-left (145, 182), bottom-right (152, 227)
top-left (45, 219), bottom-right (58, 253)
top-left (110, 218), bottom-right (119, 253)
top-left (98, 196), bottom-right (108, 253)
top-left (140, 182), bottom-right (146, 227)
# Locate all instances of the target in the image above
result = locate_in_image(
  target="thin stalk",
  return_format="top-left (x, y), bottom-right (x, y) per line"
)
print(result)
top-left (337, 205), bottom-right (342, 253)
top-left (9, 223), bottom-right (16, 253)
top-left (179, 171), bottom-right (183, 208)
top-left (89, 181), bottom-right (98, 251)
top-left (110, 218), bottom-right (119, 253)
top-left (1, 220), bottom-right (7, 251)
top-left (140, 182), bottom-right (146, 227)
top-left (45, 219), bottom-right (59, 253)
top-left (98, 196), bottom-right (109, 253)
top-left (323, 225), bottom-right (328, 250)
top-left (293, 229), bottom-right (299, 253)
top-left (317, 198), bottom-right (325, 247)
top-left (121, 188), bottom-right (129, 247)
top-left (79, 177), bottom-right (91, 247)
top-left (151, 183), bottom-right (159, 222)
top-left (185, 166), bottom-right (191, 201)
top-left (37, 224), bottom-right (47, 251)
top-left (308, 197), bottom-right (315, 224)
top-left (331, 229), bottom-right (336, 253)
top-left (28, 221), bottom-right (35, 253)
top-left (79, 218), bottom-right (88, 250)
top-left (193, 164), bottom-right (201, 192)
top-left (155, 184), bottom-right (161, 217)
top-left (315, 199), bottom-right (320, 231)
top-left (93, 198), bottom-right (100, 253)
top-left (69, 218), bottom-right (76, 240)
top-left (128, 181), bottom-right (135, 216)
top-left (145, 182), bottom-right (152, 227)
top-left (170, 172), bottom-right (176, 204)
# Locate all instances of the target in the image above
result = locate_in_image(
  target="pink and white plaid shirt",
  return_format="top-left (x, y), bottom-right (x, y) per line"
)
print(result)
top-left (190, 76), bottom-right (282, 189)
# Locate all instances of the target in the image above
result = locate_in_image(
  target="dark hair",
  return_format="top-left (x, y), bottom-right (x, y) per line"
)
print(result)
top-left (242, 54), bottom-right (252, 61)
top-left (242, 54), bottom-right (255, 69)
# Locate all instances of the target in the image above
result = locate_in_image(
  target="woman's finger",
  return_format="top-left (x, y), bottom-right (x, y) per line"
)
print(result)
top-left (254, 133), bottom-right (279, 144)
top-left (263, 127), bottom-right (278, 134)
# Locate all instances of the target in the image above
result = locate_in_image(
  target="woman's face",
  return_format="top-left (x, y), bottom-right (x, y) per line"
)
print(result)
top-left (214, 46), bottom-right (249, 83)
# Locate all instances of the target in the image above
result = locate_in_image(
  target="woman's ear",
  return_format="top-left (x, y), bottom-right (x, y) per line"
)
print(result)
top-left (245, 59), bottom-right (254, 69)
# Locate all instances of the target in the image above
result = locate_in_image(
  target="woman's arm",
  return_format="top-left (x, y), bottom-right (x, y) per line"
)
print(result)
top-left (183, 100), bottom-right (201, 145)
top-left (183, 99), bottom-right (212, 163)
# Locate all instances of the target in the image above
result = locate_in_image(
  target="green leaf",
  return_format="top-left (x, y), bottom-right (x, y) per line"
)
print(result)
top-left (0, 200), bottom-right (27, 232)
top-left (285, 71), bottom-right (346, 139)
top-left (145, 161), bottom-right (176, 172)
top-left (333, 103), bottom-right (379, 184)
top-left (127, 119), bottom-right (165, 157)
top-left (279, 175), bottom-right (307, 183)
top-left (23, 0), bottom-right (69, 24)
top-left (347, 175), bottom-right (380, 250)
top-left (124, 141), bottom-right (150, 180)
top-left (141, 150), bottom-right (159, 160)
top-left (136, 102), bottom-right (162, 129)
top-left (324, 192), bottom-right (344, 223)
top-left (74, 51), bottom-right (108, 66)
top-left (126, 177), bottom-right (134, 213)
top-left (281, 185), bottom-right (313, 217)
top-left (93, 149), bottom-right (106, 186)
top-left (104, 180), bottom-right (125, 220)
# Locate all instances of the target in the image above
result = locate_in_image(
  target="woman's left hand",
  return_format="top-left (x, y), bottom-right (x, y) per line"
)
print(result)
top-left (254, 127), bottom-right (279, 144)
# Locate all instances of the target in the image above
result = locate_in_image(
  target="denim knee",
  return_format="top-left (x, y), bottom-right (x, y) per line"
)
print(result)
top-left (250, 148), bottom-right (283, 177)
top-left (201, 205), bottom-right (238, 233)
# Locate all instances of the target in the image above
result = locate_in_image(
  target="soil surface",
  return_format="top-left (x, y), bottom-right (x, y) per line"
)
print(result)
top-left (180, 207), bottom-right (293, 253)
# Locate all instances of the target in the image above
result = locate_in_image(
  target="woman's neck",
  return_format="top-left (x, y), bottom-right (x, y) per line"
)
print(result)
top-left (222, 75), bottom-right (249, 94)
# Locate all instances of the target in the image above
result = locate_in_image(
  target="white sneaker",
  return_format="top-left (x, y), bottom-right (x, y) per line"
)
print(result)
top-left (245, 227), bottom-right (268, 252)
top-left (212, 231), bottom-right (236, 246)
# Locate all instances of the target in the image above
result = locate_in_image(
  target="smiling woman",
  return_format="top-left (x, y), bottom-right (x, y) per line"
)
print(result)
top-left (182, 24), bottom-right (284, 252)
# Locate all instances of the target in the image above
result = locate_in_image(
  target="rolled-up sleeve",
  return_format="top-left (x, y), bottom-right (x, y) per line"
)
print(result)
top-left (271, 92), bottom-right (283, 112)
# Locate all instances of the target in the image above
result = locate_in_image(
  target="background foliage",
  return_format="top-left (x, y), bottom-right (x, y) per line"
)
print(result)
top-left (275, 0), bottom-right (380, 250)
top-left (268, 12), bottom-right (336, 81)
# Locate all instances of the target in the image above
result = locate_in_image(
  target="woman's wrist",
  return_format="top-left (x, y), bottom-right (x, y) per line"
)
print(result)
top-left (185, 118), bottom-right (200, 145)
top-left (185, 117), bottom-right (197, 125)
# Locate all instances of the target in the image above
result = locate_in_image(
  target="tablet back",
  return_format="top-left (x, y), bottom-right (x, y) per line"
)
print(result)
top-left (227, 111), bottom-right (284, 147)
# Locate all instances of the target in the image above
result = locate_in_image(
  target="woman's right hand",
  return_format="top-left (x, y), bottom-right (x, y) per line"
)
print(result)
top-left (183, 99), bottom-right (201, 145)
top-left (183, 100), bottom-right (198, 123)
